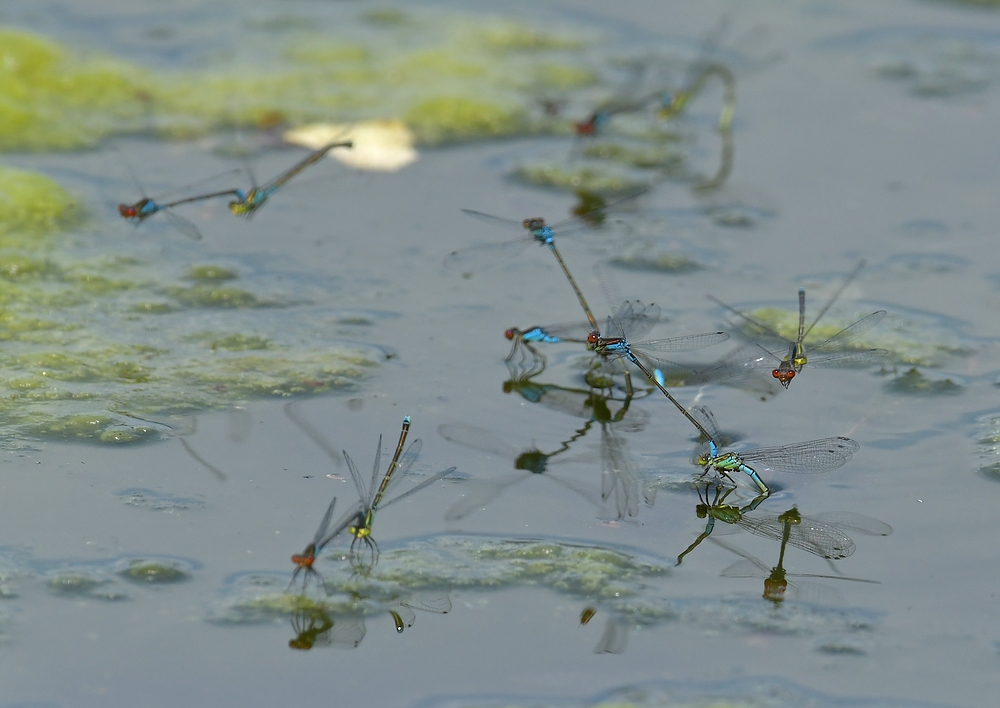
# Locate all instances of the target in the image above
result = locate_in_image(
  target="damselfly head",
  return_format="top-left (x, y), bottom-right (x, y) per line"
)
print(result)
top-left (763, 577), bottom-right (787, 604)
top-left (695, 503), bottom-right (709, 519)
top-left (522, 218), bottom-right (545, 230)
top-left (772, 368), bottom-right (794, 387)
top-left (573, 117), bottom-right (597, 136)
top-left (504, 328), bottom-right (518, 340)
top-left (119, 199), bottom-right (150, 218)
top-left (229, 200), bottom-right (249, 215)
top-left (291, 546), bottom-right (316, 568)
top-left (586, 331), bottom-right (600, 346)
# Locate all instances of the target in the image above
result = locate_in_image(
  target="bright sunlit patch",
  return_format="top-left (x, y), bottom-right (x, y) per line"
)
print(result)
top-left (284, 120), bottom-right (418, 172)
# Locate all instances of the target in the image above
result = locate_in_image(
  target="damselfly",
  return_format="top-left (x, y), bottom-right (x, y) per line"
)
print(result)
top-left (689, 405), bottom-right (859, 495)
top-left (587, 300), bottom-right (729, 436)
top-left (118, 167), bottom-right (241, 240)
top-left (336, 416), bottom-right (454, 563)
top-left (711, 509), bottom-right (890, 604)
top-left (289, 496), bottom-right (344, 592)
top-left (707, 261), bottom-right (887, 388)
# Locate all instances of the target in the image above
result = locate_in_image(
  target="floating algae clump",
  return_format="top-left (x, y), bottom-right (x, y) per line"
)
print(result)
top-left (0, 166), bottom-right (381, 445)
top-left (213, 535), bottom-right (671, 626)
top-left (0, 14), bottom-right (602, 151)
top-left (0, 166), bottom-right (80, 242)
top-left (118, 560), bottom-right (189, 584)
top-left (405, 97), bottom-right (529, 145)
top-left (213, 535), bottom-right (881, 643)
top-left (740, 305), bottom-right (970, 368)
top-left (884, 368), bottom-right (963, 396)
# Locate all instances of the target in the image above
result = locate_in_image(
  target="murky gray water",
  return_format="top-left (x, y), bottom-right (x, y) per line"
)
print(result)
top-left (1, 1), bottom-right (1000, 706)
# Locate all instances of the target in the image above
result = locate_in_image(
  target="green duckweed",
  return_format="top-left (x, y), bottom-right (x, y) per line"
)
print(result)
top-left (118, 560), bottom-right (189, 584)
top-left (884, 368), bottom-right (963, 396)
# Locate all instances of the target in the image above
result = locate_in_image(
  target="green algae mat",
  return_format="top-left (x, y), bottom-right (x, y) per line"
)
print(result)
top-left (0, 164), bottom-right (380, 445)
top-left (0, 10), bottom-right (730, 194)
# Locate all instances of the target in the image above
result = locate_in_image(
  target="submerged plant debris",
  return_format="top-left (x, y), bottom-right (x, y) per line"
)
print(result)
top-left (0, 164), bottom-right (381, 445)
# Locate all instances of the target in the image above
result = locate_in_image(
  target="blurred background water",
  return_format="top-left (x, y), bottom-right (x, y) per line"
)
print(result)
top-left (0, 0), bottom-right (999, 706)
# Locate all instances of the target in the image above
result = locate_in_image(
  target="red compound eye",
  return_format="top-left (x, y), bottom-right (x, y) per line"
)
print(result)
top-left (587, 332), bottom-right (599, 345)
top-left (504, 329), bottom-right (516, 340)
top-left (771, 369), bottom-right (780, 379)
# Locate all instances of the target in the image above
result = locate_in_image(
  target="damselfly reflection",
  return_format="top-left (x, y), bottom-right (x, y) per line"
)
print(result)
top-left (504, 320), bottom-right (592, 367)
top-left (711, 511), bottom-right (889, 605)
top-left (676, 481), bottom-right (888, 567)
top-left (689, 405), bottom-right (859, 495)
top-left (501, 365), bottom-right (651, 519)
top-left (288, 606), bottom-right (365, 650)
top-left (288, 581), bottom-right (450, 651)
top-left (439, 423), bottom-right (608, 520)
top-left (706, 261), bottom-right (887, 389)
top-left (228, 140), bottom-right (353, 218)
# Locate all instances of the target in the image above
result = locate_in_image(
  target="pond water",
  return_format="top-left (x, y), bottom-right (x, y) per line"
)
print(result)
top-left (1, 0), bottom-right (999, 707)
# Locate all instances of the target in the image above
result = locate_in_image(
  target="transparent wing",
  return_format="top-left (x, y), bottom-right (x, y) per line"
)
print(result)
top-left (809, 310), bottom-right (886, 352)
top-left (403, 593), bottom-right (452, 614)
top-left (380, 465), bottom-right (454, 511)
top-left (600, 425), bottom-right (639, 518)
top-left (808, 349), bottom-right (889, 369)
top-left (438, 424), bottom-right (521, 460)
top-left (707, 294), bottom-right (786, 344)
top-left (317, 500), bottom-right (365, 550)
top-left (378, 439), bottom-right (423, 502)
top-left (369, 434), bottom-right (383, 509)
top-left (617, 301), bottom-right (661, 342)
top-left (802, 260), bottom-right (867, 340)
top-left (460, 208), bottom-right (525, 230)
top-left (329, 614), bottom-right (366, 649)
top-left (162, 208), bottom-right (204, 240)
top-left (593, 619), bottom-right (629, 654)
top-left (632, 331), bottom-right (730, 353)
top-left (720, 557), bottom-right (771, 578)
top-left (443, 237), bottom-right (532, 272)
top-left (688, 342), bottom-right (780, 385)
top-left (738, 513), bottom-right (857, 559)
top-left (284, 401), bottom-right (342, 468)
top-left (342, 450), bottom-right (370, 506)
top-left (444, 473), bottom-right (529, 520)
top-left (689, 405), bottom-right (723, 442)
top-left (809, 512), bottom-right (893, 536)
top-left (311, 496), bottom-right (338, 546)
top-left (737, 437), bottom-right (859, 474)
top-left (784, 581), bottom-right (846, 605)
